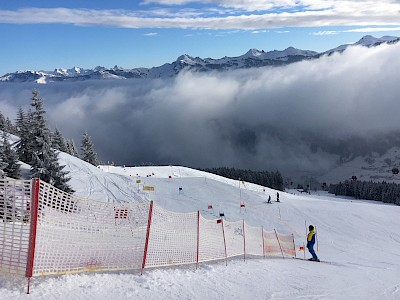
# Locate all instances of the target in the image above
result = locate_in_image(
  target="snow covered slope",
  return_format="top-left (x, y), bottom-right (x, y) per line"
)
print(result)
top-left (2, 158), bottom-right (399, 299)
top-left (320, 146), bottom-right (400, 184)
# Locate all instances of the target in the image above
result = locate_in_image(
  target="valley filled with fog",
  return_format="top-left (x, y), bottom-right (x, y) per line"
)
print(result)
top-left (1, 42), bottom-right (400, 182)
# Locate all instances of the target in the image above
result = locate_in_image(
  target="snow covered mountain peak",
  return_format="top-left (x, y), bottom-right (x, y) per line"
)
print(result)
top-left (176, 54), bottom-right (198, 65)
top-left (1, 35), bottom-right (398, 83)
top-left (357, 35), bottom-right (380, 45)
top-left (244, 48), bottom-right (265, 58)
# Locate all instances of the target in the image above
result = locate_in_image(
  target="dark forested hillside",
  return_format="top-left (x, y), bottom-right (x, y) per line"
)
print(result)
top-left (202, 167), bottom-right (284, 191)
top-left (329, 180), bottom-right (400, 205)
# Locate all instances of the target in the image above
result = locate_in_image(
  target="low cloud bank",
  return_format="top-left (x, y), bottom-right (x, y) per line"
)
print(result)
top-left (1, 43), bottom-right (400, 179)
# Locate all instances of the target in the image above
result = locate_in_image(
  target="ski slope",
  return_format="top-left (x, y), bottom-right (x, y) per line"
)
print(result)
top-left (1, 153), bottom-right (400, 299)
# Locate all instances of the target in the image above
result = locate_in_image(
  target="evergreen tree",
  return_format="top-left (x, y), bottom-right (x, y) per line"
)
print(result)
top-left (66, 138), bottom-right (79, 157)
top-left (28, 89), bottom-right (73, 193)
top-left (81, 131), bottom-right (99, 166)
top-left (5, 117), bottom-right (15, 134)
top-left (0, 112), bottom-right (6, 132)
top-left (0, 152), bottom-right (7, 179)
top-left (15, 107), bottom-right (33, 164)
top-left (0, 112), bottom-right (15, 134)
top-left (202, 167), bottom-right (285, 191)
top-left (328, 179), bottom-right (400, 206)
top-left (52, 128), bottom-right (68, 152)
top-left (0, 131), bottom-right (20, 179)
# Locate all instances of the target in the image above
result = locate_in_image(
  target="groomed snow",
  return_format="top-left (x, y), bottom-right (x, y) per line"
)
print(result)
top-left (1, 154), bottom-right (400, 299)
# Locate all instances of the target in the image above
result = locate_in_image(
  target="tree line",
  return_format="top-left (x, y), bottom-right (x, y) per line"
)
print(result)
top-left (328, 180), bottom-right (400, 205)
top-left (202, 167), bottom-right (284, 191)
top-left (0, 89), bottom-right (100, 193)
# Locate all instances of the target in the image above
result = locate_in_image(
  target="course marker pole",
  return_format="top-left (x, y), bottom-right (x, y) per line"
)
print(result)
top-left (221, 219), bottom-right (227, 266)
top-left (292, 234), bottom-right (296, 258)
top-left (242, 219), bottom-right (246, 261)
top-left (196, 210), bottom-right (200, 269)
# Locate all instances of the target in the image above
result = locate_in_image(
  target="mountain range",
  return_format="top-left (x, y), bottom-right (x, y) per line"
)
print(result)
top-left (1, 35), bottom-right (399, 84)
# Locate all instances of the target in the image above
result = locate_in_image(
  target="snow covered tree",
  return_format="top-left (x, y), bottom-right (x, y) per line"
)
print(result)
top-left (0, 112), bottom-right (16, 134)
top-left (28, 89), bottom-right (73, 193)
top-left (0, 112), bottom-right (6, 132)
top-left (81, 131), bottom-right (99, 166)
top-left (66, 138), bottom-right (79, 157)
top-left (0, 153), bottom-right (7, 179)
top-left (52, 128), bottom-right (68, 153)
top-left (15, 107), bottom-right (33, 164)
top-left (0, 131), bottom-right (20, 179)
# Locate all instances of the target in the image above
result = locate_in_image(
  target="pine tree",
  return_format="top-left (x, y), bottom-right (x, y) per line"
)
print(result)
top-left (81, 131), bottom-right (99, 166)
top-left (1, 111), bottom-right (15, 134)
top-left (66, 139), bottom-right (79, 157)
top-left (5, 117), bottom-right (15, 134)
top-left (0, 131), bottom-right (20, 179)
top-left (0, 153), bottom-right (7, 179)
top-left (0, 112), bottom-right (6, 132)
top-left (28, 89), bottom-right (73, 193)
top-left (15, 107), bottom-right (32, 164)
top-left (52, 128), bottom-right (68, 152)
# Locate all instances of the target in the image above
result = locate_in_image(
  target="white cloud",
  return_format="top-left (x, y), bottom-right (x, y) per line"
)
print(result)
top-left (0, 1), bottom-right (400, 30)
top-left (344, 27), bottom-right (400, 33)
top-left (313, 27), bottom-right (400, 35)
top-left (143, 32), bottom-right (158, 36)
top-left (312, 30), bottom-right (339, 35)
top-left (251, 30), bottom-right (268, 34)
top-left (1, 42), bottom-right (400, 176)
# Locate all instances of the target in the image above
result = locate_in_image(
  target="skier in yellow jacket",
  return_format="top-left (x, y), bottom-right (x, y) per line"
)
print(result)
top-left (307, 225), bottom-right (320, 262)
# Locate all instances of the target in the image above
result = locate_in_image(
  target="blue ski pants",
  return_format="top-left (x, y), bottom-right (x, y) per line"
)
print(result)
top-left (307, 243), bottom-right (318, 260)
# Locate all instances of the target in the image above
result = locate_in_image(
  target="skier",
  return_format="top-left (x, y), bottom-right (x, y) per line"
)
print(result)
top-left (307, 225), bottom-right (320, 261)
top-left (276, 192), bottom-right (280, 202)
top-left (267, 195), bottom-right (271, 203)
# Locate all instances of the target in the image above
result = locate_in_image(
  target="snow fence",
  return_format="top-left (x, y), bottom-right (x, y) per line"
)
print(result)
top-left (0, 178), bottom-right (296, 280)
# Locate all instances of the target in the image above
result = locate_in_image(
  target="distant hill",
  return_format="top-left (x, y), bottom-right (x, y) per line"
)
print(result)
top-left (319, 146), bottom-right (400, 184)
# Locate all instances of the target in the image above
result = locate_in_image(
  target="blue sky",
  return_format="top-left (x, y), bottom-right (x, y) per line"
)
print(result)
top-left (1, 0), bottom-right (400, 75)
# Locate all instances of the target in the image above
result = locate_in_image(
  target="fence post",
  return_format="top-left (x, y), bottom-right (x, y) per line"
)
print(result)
top-left (292, 234), bottom-right (296, 258)
top-left (141, 200), bottom-right (154, 275)
top-left (262, 226), bottom-right (265, 258)
top-left (196, 210), bottom-right (200, 269)
top-left (274, 229), bottom-right (285, 259)
top-left (221, 219), bottom-right (227, 266)
top-left (25, 178), bottom-right (40, 294)
top-left (242, 219), bottom-right (246, 261)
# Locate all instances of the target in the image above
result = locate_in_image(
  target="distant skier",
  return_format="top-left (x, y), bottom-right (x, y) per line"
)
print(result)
top-left (307, 225), bottom-right (320, 262)
top-left (276, 192), bottom-right (280, 202)
top-left (267, 195), bottom-right (271, 203)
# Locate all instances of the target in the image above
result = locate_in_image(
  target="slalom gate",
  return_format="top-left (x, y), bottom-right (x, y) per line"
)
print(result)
top-left (0, 179), bottom-right (296, 291)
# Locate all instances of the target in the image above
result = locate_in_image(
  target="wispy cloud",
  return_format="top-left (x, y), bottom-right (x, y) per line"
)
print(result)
top-left (0, 1), bottom-right (399, 30)
top-left (312, 30), bottom-right (339, 35)
top-left (140, 0), bottom-right (325, 12)
top-left (313, 27), bottom-right (400, 35)
top-left (143, 32), bottom-right (158, 36)
top-left (345, 27), bottom-right (400, 33)
top-left (251, 30), bottom-right (268, 34)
